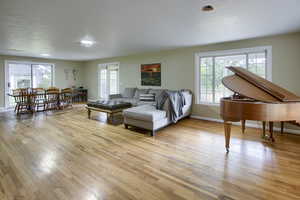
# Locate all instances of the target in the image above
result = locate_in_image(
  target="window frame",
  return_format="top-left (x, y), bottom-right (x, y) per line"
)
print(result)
top-left (194, 46), bottom-right (272, 105)
top-left (98, 62), bottom-right (120, 99)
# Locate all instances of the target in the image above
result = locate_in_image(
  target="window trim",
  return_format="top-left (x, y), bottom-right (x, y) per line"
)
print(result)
top-left (98, 62), bottom-right (120, 99)
top-left (194, 46), bottom-right (272, 105)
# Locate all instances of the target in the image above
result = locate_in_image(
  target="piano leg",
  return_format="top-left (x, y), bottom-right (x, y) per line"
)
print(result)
top-left (224, 121), bottom-right (231, 152)
top-left (281, 122), bottom-right (284, 134)
top-left (262, 121), bottom-right (266, 138)
top-left (269, 122), bottom-right (275, 142)
top-left (241, 120), bottom-right (246, 134)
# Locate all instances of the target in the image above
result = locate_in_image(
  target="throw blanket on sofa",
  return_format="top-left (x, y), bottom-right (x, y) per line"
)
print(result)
top-left (156, 90), bottom-right (186, 123)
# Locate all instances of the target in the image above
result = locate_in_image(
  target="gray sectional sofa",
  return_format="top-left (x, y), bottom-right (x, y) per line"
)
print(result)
top-left (109, 88), bottom-right (192, 136)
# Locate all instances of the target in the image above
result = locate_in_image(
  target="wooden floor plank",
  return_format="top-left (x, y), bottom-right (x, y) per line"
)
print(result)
top-left (0, 105), bottom-right (300, 200)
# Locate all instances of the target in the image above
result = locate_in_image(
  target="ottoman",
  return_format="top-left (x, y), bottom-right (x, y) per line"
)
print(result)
top-left (86, 100), bottom-right (132, 123)
top-left (123, 105), bottom-right (170, 136)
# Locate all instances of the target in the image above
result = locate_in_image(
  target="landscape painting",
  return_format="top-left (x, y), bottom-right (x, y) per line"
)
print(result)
top-left (141, 63), bottom-right (161, 86)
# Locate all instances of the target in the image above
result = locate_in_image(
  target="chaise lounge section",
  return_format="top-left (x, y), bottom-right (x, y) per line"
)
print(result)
top-left (109, 88), bottom-right (192, 136)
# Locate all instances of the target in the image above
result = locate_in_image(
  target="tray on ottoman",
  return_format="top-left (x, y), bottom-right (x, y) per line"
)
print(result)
top-left (86, 100), bottom-right (132, 123)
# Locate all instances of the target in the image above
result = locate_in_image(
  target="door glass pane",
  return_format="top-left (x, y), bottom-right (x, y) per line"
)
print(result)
top-left (7, 63), bottom-right (32, 107)
top-left (109, 69), bottom-right (118, 95)
top-left (100, 69), bottom-right (107, 99)
top-left (32, 64), bottom-right (53, 88)
top-left (99, 64), bottom-right (119, 99)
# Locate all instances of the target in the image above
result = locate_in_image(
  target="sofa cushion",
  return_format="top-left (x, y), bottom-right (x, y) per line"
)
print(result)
top-left (134, 89), bottom-right (149, 99)
top-left (122, 88), bottom-right (137, 98)
top-left (123, 105), bottom-right (167, 122)
top-left (139, 93), bottom-right (155, 102)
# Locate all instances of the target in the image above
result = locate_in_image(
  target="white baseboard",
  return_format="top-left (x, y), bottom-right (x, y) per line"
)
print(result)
top-left (190, 115), bottom-right (300, 135)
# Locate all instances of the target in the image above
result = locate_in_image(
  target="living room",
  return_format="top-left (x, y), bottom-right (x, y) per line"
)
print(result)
top-left (1, 0), bottom-right (300, 200)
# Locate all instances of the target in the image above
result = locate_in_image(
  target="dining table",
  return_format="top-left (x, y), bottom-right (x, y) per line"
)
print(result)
top-left (7, 92), bottom-right (66, 112)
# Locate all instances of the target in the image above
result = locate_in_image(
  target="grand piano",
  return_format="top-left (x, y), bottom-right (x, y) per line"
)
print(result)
top-left (220, 66), bottom-right (300, 152)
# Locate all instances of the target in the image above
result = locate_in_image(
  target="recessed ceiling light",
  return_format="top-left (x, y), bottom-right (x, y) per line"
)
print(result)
top-left (40, 53), bottom-right (50, 57)
top-left (80, 39), bottom-right (95, 47)
top-left (202, 5), bottom-right (214, 12)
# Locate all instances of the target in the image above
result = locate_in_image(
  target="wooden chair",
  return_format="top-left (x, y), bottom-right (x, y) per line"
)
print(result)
top-left (60, 88), bottom-right (73, 109)
top-left (78, 89), bottom-right (88, 102)
top-left (13, 88), bottom-right (33, 115)
top-left (72, 88), bottom-right (88, 102)
top-left (72, 89), bottom-right (80, 103)
top-left (32, 88), bottom-right (46, 112)
top-left (45, 88), bottom-right (60, 110)
top-left (12, 89), bottom-right (22, 113)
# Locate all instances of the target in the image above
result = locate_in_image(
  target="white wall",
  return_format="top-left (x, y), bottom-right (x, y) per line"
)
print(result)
top-left (82, 32), bottom-right (300, 130)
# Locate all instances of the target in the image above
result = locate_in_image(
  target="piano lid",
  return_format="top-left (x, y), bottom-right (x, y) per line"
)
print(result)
top-left (222, 67), bottom-right (300, 103)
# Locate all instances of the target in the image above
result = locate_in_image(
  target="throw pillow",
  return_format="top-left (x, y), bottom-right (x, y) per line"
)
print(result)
top-left (139, 93), bottom-right (155, 102)
top-left (134, 89), bottom-right (149, 99)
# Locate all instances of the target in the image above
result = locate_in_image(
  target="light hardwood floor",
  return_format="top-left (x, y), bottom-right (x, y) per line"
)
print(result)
top-left (0, 105), bottom-right (300, 200)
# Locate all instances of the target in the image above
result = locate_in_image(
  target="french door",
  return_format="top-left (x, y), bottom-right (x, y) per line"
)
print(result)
top-left (98, 63), bottom-right (119, 99)
top-left (5, 61), bottom-right (54, 108)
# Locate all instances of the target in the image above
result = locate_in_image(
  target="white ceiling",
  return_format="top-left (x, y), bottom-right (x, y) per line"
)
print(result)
top-left (0, 0), bottom-right (300, 61)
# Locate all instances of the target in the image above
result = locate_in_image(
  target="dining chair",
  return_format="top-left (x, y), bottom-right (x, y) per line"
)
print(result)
top-left (45, 88), bottom-right (60, 110)
top-left (13, 88), bottom-right (32, 115)
top-left (60, 88), bottom-right (73, 109)
top-left (78, 89), bottom-right (88, 102)
top-left (12, 89), bottom-right (22, 113)
top-left (32, 88), bottom-right (47, 112)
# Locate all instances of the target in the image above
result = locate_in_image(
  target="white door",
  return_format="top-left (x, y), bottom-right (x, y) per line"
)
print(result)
top-left (5, 61), bottom-right (54, 108)
top-left (98, 63), bottom-right (119, 99)
top-left (5, 62), bottom-right (32, 108)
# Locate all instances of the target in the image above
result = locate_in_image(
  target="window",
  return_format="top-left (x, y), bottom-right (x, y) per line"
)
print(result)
top-left (5, 61), bottom-right (55, 107)
top-left (195, 46), bottom-right (272, 104)
top-left (98, 62), bottom-right (120, 99)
